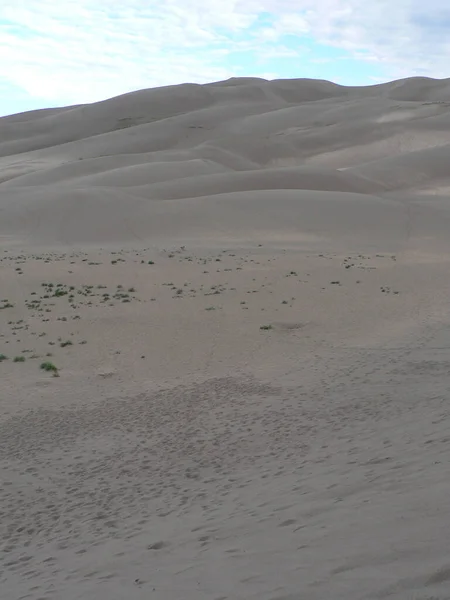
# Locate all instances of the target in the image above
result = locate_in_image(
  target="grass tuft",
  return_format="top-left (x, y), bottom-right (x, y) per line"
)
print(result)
top-left (40, 361), bottom-right (58, 373)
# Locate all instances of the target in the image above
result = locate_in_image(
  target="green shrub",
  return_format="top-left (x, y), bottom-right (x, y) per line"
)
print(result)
top-left (40, 361), bottom-right (58, 373)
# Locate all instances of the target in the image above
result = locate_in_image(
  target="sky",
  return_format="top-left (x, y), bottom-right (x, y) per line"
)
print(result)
top-left (0, 0), bottom-right (449, 116)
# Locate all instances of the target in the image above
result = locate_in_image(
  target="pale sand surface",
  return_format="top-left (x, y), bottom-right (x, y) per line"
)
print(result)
top-left (2, 76), bottom-right (450, 599)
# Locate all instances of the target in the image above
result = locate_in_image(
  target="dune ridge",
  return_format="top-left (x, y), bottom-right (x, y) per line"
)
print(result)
top-left (1, 76), bottom-right (450, 246)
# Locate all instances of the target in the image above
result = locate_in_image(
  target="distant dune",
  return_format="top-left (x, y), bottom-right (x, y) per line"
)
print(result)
top-left (1, 75), bottom-right (450, 246)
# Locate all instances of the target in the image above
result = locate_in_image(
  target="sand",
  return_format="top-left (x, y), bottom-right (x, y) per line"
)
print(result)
top-left (1, 75), bottom-right (450, 599)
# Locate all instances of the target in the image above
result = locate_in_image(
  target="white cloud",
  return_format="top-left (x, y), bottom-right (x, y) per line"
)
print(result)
top-left (257, 46), bottom-right (303, 59)
top-left (264, 0), bottom-right (450, 78)
top-left (0, 0), bottom-right (253, 105)
top-left (0, 0), bottom-right (449, 110)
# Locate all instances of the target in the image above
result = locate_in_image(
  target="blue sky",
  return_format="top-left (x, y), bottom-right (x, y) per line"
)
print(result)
top-left (0, 0), bottom-right (449, 116)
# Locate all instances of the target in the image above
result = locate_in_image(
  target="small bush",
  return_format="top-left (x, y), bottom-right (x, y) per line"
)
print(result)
top-left (13, 356), bottom-right (26, 362)
top-left (40, 361), bottom-right (58, 373)
top-left (53, 288), bottom-right (67, 297)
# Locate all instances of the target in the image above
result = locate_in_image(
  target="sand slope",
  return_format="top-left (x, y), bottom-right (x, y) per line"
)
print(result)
top-left (1, 75), bottom-right (450, 184)
top-left (2, 75), bottom-right (450, 246)
top-left (2, 76), bottom-right (450, 600)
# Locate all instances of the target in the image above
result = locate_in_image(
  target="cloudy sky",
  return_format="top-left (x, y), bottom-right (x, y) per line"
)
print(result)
top-left (0, 0), bottom-right (449, 116)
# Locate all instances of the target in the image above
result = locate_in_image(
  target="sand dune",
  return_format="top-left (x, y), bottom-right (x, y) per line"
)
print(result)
top-left (349, 143), bottom-right (450, 192)
top-left (2, 76), bottom-right (450, 600)
top-left (129, 166), bottom-right (389, 199)
top-left (2, 162), bottom-right (387, 195)
top-left (1, 76), bottom-right (450, 197)
top-left (0, 157), bottom-right (229, 189)
top-left (0, 187), bottom-right (406, 247)
top-left (2, 75), bottom-right (450, 241)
